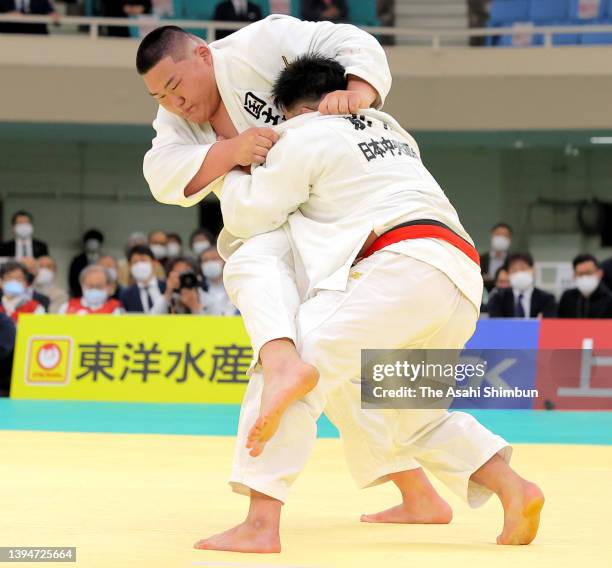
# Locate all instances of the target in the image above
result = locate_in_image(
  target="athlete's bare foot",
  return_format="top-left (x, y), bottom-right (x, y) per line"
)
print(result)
top-left (194, 520), bottom-right (281, 553)
top-left (360, 468), bottom-right (453, 524)
top-left (247, 340), bottom-right (319, 457)
top-left (497, 481), bottom-right (544, 545)
top-left (361, 492), bottom-right (453, 524)
top-left (195, 490), bottom-right (282, 553)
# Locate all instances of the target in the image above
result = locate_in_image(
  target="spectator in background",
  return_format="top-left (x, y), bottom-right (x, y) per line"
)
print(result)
top-left (602, 255), bottom-right (612, 291)
top-left (0, 210), bottom-right (49, 260)
top-left (97, 254), bottom-right (123, 300)
top-left (468, 0), bottom-right (489, 46)
top-left (189, 228), bottom-right (215, 259)
top-left (0, 261), bottom-right (46, 322)
top-left (558, 254), bottom-right (612, 319)
top-left (119, 245), bottom-right (167, 313)
top-left (19, 256), bottom-right (50, 312)
top-left (33, 255), bottom-right (69, 313)
top-left (301, 0), bottom-right (348, 23)
top-left (213, 0), bottom-right (262, 40)
top-left (166, 232), bottom-right (183, 261)
top-left (0, 313), bottom-right (16, 396)
top-left (103, 0), bottom-right (151, 37)
top-left (377, 0), bottom-right (395, 45)
top-left (148, 229), bottom-right (168, 280)
top-left (117, 231), bottom-right (148, 286)
top-left (0, 0), bottom-right (58, 35)
top-left (199, 247), bottom-right (238, 315)
top-left (162, 257), bottom-right (209, 314)
top-left (480, 222), bottom-right (512, 292)
top-left (148, 229), bottom-right (168, 263)
top-left (487, 252), bottom-right (557, 319)
top-left (68, 229), bottom-right (104, 298)
top-left (59, 266), bottom-right (123, 315)
top-left (493, 266), bottom-right (510, 290)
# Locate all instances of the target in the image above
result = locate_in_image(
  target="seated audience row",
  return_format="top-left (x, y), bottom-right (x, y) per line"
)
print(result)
top-left (485, 252), bottom-right (612, 319)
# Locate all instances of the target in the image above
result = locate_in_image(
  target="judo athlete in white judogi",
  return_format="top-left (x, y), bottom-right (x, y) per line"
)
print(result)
top-left (137, 16), bottom-right (400, 452)
top-left (136, 24), bottom-right (543, 553)
top-left (192, 55), bottom-right (545, 553)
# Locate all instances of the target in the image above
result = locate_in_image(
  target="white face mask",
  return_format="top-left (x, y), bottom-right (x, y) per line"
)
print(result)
top-left (14, 223), bottom-right (33, 239)
top-left (83, 288), bottom-right (108, 307)
top-left (149, 244), bottom-right (167, 260)
top-left (491, 235), bottom-right (511, 252)
top-left (35, 268), bottom-right (55, 287)
top-left (167, 242), bottom-right (181, 258)
top-left (106, 267), bottom-right (118, 282)
top-left (192, 240), bottom-right (211, 256)
top-left (2, 279), bottom-right (26, 298)
top-left (575, 274), bottom-right (599, 297)
top-left (202, 260), bottom-right (223, 280)
top-left (131, 261), bottom-right (153, 283)
top-left (509, 270), bottom-right (533, 292)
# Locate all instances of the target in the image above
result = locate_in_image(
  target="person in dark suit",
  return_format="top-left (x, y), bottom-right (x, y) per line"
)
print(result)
top-left (487, 252), bottom-right (557, 318)
top-left (213, 0), bottom-right (262, 40)
top-left (0, 210), bottom-right (49, 260)
top-left (602, 255), bottom-right (612, 291)
top-left (119, 245), bottom-right (167, 313)
top-left (301, 0), bottom-right (349, 23)
top-left (68, 229), bottom-right (105, 298)
top-left (479, 222), bottom-right (513, 292)
top-left (558, 254), bottom-right (612, 319)
top-left (0, 0), bottom-right (57, 34)
top-left (0, 312), bottom-right (16, 396)
top-left (102, 0), bottom-right (151, 37)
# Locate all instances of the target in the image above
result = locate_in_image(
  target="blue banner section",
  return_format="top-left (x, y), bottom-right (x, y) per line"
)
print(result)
top-left (452, 319), bottom-right (541, 409)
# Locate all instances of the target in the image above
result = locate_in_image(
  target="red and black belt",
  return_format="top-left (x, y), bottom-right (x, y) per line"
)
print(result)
top-left (361, 219), bottom-right (480, 267)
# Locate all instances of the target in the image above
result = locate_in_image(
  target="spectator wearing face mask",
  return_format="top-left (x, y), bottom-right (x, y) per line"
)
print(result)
top-left (0, 261), bottom-right (46, 323)
top-left (68, 229), bottom-right (105, 298)
top-left (487, 252), bottom-right (557, 319)
top-left (148, 229), bottom-right (168, 265)
top-left (480, 223), bottom-right (512, 292)
top-left (166, 233), bottom-right (183, 260)
top-left (59, 266), bottom-right (123, 315)
top-left (119, 245), bottom-right (167, 313)
top-left (199, 247), bottom-right (238, 316)
top-left (117, 231), bottom-right (147, 286)
top-left (19, 256), bottom-right (51, 312)
top-left (0, 210), bottom-right (49, 260)
top-left (189, 228), bottom-right (215, 260)
top-left (558, 254), bottom-right (612, 319)
top-left (0, 312), bottom-right (16, 396)
top-left (32, 256), bottom-right (68, 314)
top-left (97, 255), bottom-right (123, 300)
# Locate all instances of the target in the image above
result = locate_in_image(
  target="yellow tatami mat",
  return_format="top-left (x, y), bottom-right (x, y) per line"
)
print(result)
top-left (1, 431), bottom-right (610, 568)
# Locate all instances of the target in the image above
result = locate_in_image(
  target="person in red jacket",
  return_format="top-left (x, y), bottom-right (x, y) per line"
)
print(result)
top-left (0, 261), bottom-right (46, 323)
top-left (59, 266), bottom-right (123, 315)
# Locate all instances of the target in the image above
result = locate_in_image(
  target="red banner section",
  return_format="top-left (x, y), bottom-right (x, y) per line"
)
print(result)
top-left (535, 320), bottom-right (612, 410)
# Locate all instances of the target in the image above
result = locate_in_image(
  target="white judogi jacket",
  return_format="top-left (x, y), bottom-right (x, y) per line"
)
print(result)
top-left (220, 110), bottom-right (484, 312)
top-left (143, 14), bottom-right (392, 208)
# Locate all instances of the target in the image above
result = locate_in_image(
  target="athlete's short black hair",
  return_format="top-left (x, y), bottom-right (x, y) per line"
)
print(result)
top-left (272, 54), bottom-right (347, 112)
top-left (136, 25), bottom-right (194, 75)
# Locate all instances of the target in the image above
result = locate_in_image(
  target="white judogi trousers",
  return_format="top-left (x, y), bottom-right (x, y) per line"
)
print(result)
top-left (223, 229), bottom-right (511, 507)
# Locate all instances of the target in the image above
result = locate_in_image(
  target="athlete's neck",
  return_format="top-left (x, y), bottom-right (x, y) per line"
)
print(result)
top-left (210, 100), bottom-right (238, 139)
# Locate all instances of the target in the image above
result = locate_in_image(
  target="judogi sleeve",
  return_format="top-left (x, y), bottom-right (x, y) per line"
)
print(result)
top-left (143, 106), bottom-right (222, 207)
top-left (220, 129), bottom-right (318, 239)
top-left (257, 16), bottom-right (392, 107)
